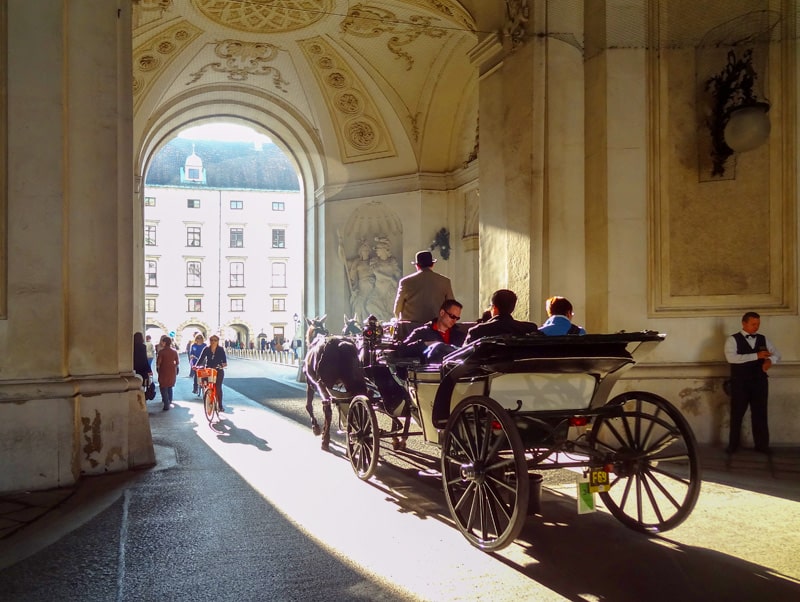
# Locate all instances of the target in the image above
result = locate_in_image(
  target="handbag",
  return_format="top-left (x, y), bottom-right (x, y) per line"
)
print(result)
top-left (145, 378), bottom-right (156, 401)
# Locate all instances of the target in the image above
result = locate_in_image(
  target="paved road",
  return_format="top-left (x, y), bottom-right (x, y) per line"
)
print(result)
top-left (1, 356), bottom-right (799, 601)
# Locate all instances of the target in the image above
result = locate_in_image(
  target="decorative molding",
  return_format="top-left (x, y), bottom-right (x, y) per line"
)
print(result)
top-left (341, 4), bottom-right (448, 71)
top-left (192, 0), bottom-right (333, 34)
top-left (648, 1), bottom-right (796, 315)
top-left (404, 0), bottom-right (476, 32)
top-left (298, 36), bottom-right (395, 163)
top-left (186, 40), bottom-right (289, 91)
top-left (133, 20), bottom-right (203, 110)
top-left (133, 0), bottom-right (174, 29)
top-left (503, 0), bottom-right (530, 51)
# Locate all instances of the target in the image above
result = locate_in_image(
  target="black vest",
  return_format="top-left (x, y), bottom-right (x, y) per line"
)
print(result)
top-left (730, 332), bottom-right (766, 379)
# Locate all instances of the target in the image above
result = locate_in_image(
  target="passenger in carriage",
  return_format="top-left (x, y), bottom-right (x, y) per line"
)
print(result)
top-left (538, 296), bottom-right (586, 335)
top-left (398, 299), bottom-right (467, 364)
top-left (463, 289), bottom-right (539, 345)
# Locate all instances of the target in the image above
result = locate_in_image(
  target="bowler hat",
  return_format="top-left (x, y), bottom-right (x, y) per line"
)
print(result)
top-left (412, 250), bottom-right (436, 267)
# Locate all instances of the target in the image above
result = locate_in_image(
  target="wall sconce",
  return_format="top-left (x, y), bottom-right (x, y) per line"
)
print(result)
top-left (429, 227), bottom-right (451, 260)
top-left (704, 48), bottom-right (770, 177)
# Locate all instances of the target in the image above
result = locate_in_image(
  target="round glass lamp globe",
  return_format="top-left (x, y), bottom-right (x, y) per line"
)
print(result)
top-left (724, 104), bottom-right (771, 152)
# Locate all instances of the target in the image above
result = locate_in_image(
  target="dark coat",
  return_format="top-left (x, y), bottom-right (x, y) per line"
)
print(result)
top-left (463, 314), bottom-right (539, 345)
top-left (133, 342), bottom-right (151, 382)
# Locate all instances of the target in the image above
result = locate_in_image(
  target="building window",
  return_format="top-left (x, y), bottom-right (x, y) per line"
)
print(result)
top-left (187, 226), bottom-right (201, 247)
top-left (230, 262), bottom-right (244, 287)
top-left (272, 201), bottom-right (285, 211)
top-left (187, 198), bottom-right (200, 208)
top-left (230, 227), bottom-right (244, 248)
top-left (188, 298), bottom-right (202, 312)
top-left (144, 196), bottom-right (156, 207)
top-left (187, 261), bottom-right (202, 287)
top-left (145, 224), bottom-right (157, 246)
top-left (272, 228), bottom-right (285, 248)
top-left (231, 298), bottom-right (244, 312)
top-left (187, 168), bottom-right (200, 180)
top-left (271, 262), bottom-right (286, 287)
top-left (272, 298), bottom-right (285, 311)
top-left (145, 260), bottom-right (157, 287)
top-left (230, 200), bottom-right (243, 210)
top-left (145, 298), bottom-right (157, 312)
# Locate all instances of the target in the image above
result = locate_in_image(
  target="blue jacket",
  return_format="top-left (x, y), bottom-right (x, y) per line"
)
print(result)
top-left (538, 315), bottom-right (586, 336)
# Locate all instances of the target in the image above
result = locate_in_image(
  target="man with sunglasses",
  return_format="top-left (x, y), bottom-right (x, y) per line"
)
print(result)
top-left (398, 299), bottom-right (466, 363)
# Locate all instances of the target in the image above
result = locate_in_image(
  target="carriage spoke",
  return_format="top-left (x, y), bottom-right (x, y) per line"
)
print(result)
top-left (593, 392), bottom-right (700, 533)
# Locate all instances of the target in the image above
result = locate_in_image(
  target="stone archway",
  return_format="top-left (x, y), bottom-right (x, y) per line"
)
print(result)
top-left (133, 87), bottom-right (326, 335)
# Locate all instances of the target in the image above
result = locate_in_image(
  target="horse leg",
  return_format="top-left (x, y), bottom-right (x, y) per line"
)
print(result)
top-left (306, 384), bottom-right (321, 436)
top-left (321, 401), bottom-right (333, 452)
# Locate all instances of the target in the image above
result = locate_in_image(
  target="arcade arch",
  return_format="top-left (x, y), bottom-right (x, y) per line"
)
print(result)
top-left (134, 86), bottom-right (329, 332)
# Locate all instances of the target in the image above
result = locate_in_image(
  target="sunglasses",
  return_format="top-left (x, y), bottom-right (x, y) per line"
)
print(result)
top-left (445, 311), bottom-right (461, 321)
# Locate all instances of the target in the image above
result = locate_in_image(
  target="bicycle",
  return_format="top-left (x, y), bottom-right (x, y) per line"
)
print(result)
top-left (195, 367), bottom-right (219, 423)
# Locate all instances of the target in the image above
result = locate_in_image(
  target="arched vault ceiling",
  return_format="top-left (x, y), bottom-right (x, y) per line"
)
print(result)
top-left (133, 0), bottom-right (479, 175)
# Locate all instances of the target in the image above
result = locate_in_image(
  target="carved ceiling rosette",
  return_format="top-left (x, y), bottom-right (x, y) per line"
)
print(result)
top-left (299, 37), bottom-right (395, 162)
top-left (133, 21), bottom-right (203, 109)
top-left (191, 0), bottom-right (334, 33)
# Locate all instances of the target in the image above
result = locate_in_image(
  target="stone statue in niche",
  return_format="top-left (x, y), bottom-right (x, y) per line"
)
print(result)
top-left (369, 236), bottom-right (401, 321)
top-left (346, 239), bottom-right (378, 323)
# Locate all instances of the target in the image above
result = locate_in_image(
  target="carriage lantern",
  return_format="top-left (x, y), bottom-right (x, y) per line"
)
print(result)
top-left (362, 314), bottom-right (383, 343)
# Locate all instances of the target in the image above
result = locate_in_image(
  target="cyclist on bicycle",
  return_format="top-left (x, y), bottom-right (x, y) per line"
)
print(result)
top-left (197, 335), bottom-right (228, 411)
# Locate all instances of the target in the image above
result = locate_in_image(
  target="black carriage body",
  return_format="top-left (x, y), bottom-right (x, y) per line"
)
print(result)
top-left (344, 329), bottom-right (701, 551)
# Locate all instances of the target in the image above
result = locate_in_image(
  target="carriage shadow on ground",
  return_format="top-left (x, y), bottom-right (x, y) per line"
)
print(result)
top-left (224, 375), bottom-right (800, 600)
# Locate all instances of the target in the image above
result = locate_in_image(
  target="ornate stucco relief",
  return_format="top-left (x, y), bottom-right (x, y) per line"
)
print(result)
top-left (186, 40), bottom-right (290, 91)
top-left (191, 0), bottom-right (333, 33)
top-left (133, 20), bottom-right (203, 110)
top-left (340, 4), bottom-right (448, 71)
top-left (504, 0), bottom-right (530, 51)
top-left (133, 0), bottom-right (174, 29)
top-left (409, 0), bottom-right (476, 32)
top-left (298, 37), bottom-right (395, 163)
top-left (339, 201), bottom-right (403, 322)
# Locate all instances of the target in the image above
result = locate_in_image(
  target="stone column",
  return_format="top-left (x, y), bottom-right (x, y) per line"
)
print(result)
top-left (0, 1), bottom-right (154, 494)
top-left (470, 4), bottom-right (547, 320)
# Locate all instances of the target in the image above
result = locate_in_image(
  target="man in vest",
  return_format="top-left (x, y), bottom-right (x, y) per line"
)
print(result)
top-left (723, 311), bottom-right (780, 454)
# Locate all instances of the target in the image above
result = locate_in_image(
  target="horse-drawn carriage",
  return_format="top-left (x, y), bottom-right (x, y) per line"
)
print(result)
top-left (305, 317), bottom-right (701, 552)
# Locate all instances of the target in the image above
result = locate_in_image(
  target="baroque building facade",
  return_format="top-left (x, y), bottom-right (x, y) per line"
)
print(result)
top-left (143, 139), bottom-right (304, 350)
top-left (0, 1), bottom-right (798, 494)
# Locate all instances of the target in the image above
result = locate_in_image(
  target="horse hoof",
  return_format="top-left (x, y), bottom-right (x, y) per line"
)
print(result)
top-left (312, 425), bottom-right (321, 436)
top-left (392, 437), bottom-right (407, 451)
top-left (321, 441), bottom-right (330, 452)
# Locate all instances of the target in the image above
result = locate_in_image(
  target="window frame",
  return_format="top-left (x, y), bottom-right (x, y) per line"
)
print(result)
top-left (186, 261), bottom-right (202, 287)
top-left (230, 261), bottom-right (244, 288)
top-left (186, 226), bottom-right (201, 247)
top-left (271, 228), bottom-right (286, 249)
top-left (145, 260), bottom-right (158, 287)
top-left (230, 227), bottom-right (244, 248)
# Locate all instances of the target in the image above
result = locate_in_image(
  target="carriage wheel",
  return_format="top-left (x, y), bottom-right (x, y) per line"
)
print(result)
top-left (590, 391), bottom-right (701, 533)
top-left (441, 396), bottom-right (529, 552)
top-left (346, 395), bottom-right (380, 480)
top-left (203, 389), bottom-right (216, 423)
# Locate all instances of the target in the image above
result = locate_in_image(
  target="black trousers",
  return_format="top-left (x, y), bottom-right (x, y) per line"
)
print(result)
top-left (728, 374), bottom-right (769, 451)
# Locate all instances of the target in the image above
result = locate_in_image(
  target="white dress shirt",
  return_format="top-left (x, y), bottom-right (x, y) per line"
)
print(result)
top-left (724, 330), bottom-right (780, 365)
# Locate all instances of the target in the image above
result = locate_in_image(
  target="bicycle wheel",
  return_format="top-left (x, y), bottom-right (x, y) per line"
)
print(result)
top-left (203, 388), bottom-right (216, 423)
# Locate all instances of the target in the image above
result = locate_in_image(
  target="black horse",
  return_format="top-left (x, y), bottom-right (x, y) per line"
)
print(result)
top-left (303, 315), bottom-right (367, 451)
